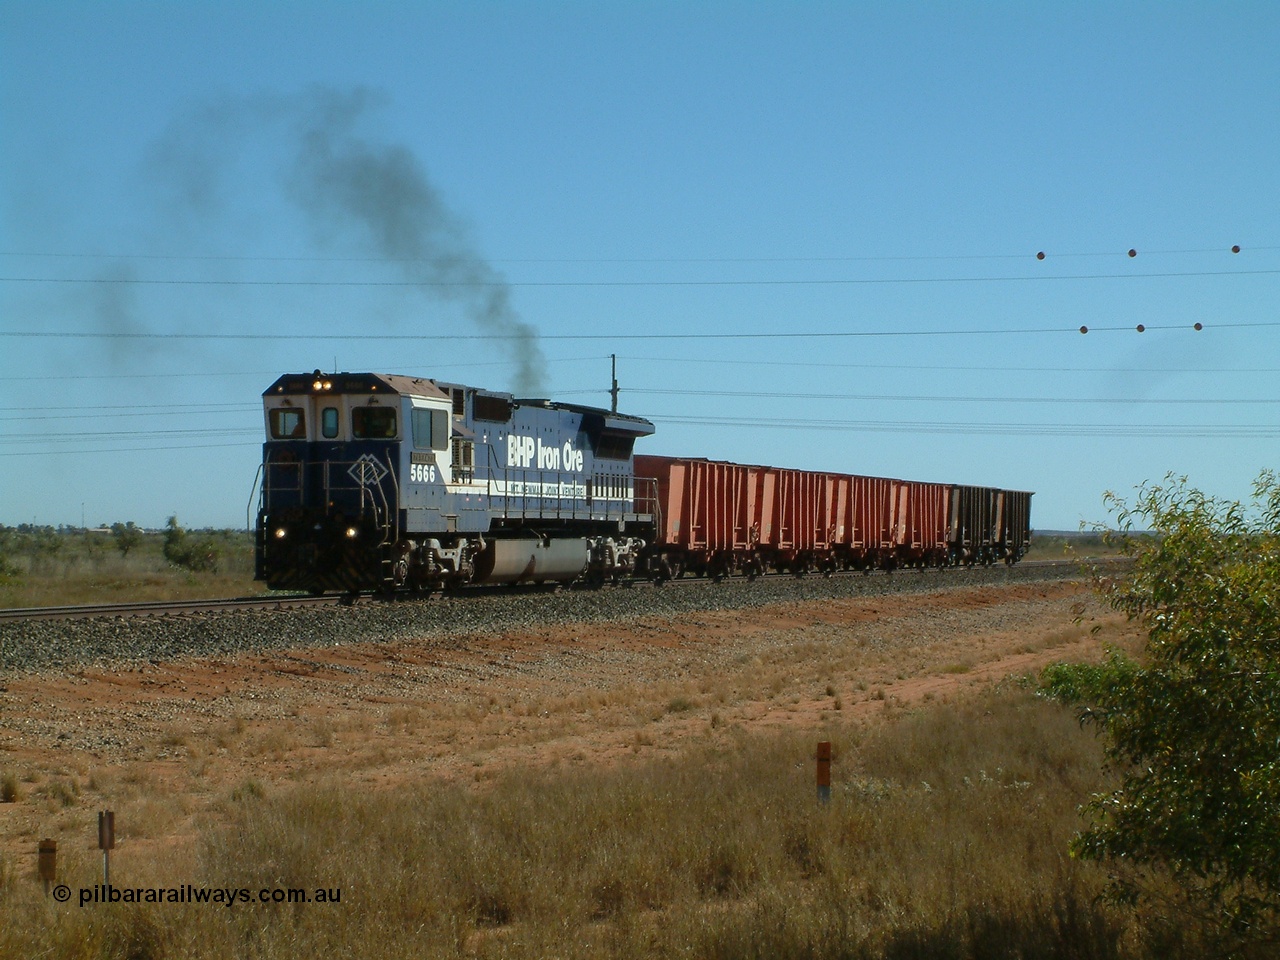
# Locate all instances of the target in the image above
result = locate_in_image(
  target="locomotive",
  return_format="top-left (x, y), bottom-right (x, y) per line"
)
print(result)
top-left (253, 371), bottom-right (1032, 593)
top-left (253, 371), bottom-right (655, 593)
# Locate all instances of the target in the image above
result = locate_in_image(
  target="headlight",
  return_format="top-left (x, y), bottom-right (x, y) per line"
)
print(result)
top-left (273, 527), bottom-right (288, 540)
top-left (345, 526), bottom-right (359, 539)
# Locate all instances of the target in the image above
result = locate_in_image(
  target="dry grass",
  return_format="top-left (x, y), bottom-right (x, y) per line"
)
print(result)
top-left (0, 685), bottom-right (1198, 959)
top-left (0, 571), bottom-right (264, 608)
top-left (0, 528), bottom-right (261, 608)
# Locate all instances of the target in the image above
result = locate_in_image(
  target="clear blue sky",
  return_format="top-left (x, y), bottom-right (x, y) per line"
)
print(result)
top-left (2, 2), bottom-right (1277, 531)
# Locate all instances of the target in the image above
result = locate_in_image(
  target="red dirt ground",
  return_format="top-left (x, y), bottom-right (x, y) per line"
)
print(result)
top-left (0, 579), bottom-right (1132, 868)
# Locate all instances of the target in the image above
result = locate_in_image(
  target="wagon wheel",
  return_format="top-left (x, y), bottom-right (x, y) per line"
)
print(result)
top-left (652, 554), bottom-right (677, 585)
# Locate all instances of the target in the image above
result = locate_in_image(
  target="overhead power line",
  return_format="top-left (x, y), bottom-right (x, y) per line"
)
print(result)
top-left (648, 415), bottom-right (1280, 439)
top-left (0, 357), bottom-right (1273, 382)
top-left (5, 322), bottom-right (1271, 344)
top-left (620, 355), bottom-right (1280, 375)
top-left (1, 244), bottom-right (1271, 265)
top-left (2, 268), bottom-right (1278, 288)
top-left (0, 356), bottom-right (610, 383)
top-left (0, 441), bottom-right (257, 457)
top-left (3, 417), bottom-right (1273, 453)
top-left (628, 388), bottom-right (1280, 405)
top-left (0, 405), bottom-right (260, 422)
top-left (0, 428), bottom-right (256, 443)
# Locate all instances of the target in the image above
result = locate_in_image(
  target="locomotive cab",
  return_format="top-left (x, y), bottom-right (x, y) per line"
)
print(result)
top-left (255, 371), bottom-right (453, 591)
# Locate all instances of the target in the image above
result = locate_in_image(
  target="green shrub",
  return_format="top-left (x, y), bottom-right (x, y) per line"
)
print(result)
top-left (163, 515), bottom-right (222, 573)
top-left (1038, 655), bottom-right (1138, 709)
top-left (1071, 471), bottom-right (1280, 949)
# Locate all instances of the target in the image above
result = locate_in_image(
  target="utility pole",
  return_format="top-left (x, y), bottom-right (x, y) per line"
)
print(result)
top-left (610, 354), bottom-right (619, 413)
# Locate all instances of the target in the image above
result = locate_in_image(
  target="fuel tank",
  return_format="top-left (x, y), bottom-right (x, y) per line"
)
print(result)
top-left (473, 538), bottom-right (589, 584)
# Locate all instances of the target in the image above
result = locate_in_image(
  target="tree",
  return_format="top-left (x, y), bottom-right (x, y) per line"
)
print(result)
top-left (1048, 471), bottom-right (1280, 947)
top-left (163, 515), bottom-right (220, 573)
top-left (110, 521), bottom-right (143, 559)
top-left (0, 525), bottom-right (18, 579)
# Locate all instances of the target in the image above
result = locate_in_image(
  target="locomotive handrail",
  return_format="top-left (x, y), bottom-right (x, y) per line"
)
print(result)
top-left (634, 475), bottom-right (660, 529)
top-left (312, 455), bottom-right (399, 544)
top-left (384, 450), bottom-right (400, 546)
top-left (260, 453), bottom-right (304, 506)
top-left (245, 463), bottom-right (264, 532)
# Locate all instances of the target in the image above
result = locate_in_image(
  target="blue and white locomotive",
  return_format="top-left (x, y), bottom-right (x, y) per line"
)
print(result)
top-left (254, 371), bottom-right (656, 592)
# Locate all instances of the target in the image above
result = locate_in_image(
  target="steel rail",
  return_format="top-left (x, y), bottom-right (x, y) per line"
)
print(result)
top-left (0, 557), bottom-right (1110, 624)
top-left (0, 594), bottom-right (341, 622)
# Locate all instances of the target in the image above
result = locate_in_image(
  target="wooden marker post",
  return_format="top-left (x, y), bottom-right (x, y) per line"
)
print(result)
top-left (38, 839), bottom-right (57, 896)
top-left (816, 741), bottom-right (832, 804)
top-left (98, 810), bottom-right (115, 887)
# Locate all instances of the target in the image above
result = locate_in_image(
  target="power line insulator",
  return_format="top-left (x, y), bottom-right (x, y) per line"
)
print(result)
top-left (1194, 322), bottom-right (1204, 331)
top-left (1128, 249), bottom-right (1138, 258)
top-left (1231, 245), bottom-right (1241, 254)
top-left (1136, 324), bottom-right (1145, 333)
top-left (1079, 326), bottom-right (1089, 334)
top-left (1036, 251), bottom-right (1046, 260)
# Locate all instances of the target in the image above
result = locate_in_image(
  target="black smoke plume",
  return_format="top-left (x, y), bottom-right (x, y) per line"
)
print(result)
top-left (150, 87), bottom-right (547, 394)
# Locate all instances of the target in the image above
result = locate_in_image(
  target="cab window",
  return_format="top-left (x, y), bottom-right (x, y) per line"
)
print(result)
top-left (269, 408), bottom-right (306, 440)
top-left (321, 407), bottom-right (340, 439)
top-left (412, 408), bottom-right (449, 451)
top-left (353, 406), bottom-right (397, 439)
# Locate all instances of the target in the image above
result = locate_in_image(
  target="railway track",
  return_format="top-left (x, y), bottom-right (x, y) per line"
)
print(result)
top-left (0, 594), bottom-right (343, 623)
top-left (0, 558), bottom-right (1118, 674)
top-left (0, 558), bottom-right (1106, 624)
